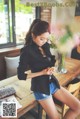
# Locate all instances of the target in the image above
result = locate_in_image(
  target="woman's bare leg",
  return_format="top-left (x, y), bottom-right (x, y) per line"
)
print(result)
top-left (53, 86), bottom-right (80, 119)
top-left (38, 96), bottom-right (60, 119)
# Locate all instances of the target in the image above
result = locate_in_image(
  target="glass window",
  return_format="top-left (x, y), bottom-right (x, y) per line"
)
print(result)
top-left (0, 0), bottom-right (11, 44)
top-left (15, 0), bottom-right (35, 44)
top-left (0, 0), bottom-right (35, 48)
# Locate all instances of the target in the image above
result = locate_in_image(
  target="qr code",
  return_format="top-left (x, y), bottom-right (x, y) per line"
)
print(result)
top-left (1, 102), bottom-right (17, 118)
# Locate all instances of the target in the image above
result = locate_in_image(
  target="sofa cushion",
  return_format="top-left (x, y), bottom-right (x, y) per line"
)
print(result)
top-left (5, 56), bottom-right (20, 77)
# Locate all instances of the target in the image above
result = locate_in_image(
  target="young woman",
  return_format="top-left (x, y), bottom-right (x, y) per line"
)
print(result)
top-left (71, 45), bottom-right (80, 60)
top-left (70, 38), bottom-right (80, 84)
top-left (17, 20), bottom-right (80, 119)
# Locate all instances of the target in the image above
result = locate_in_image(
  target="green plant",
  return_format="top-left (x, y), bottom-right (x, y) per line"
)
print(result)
top-left (49, 24), bottom-right (74, 73)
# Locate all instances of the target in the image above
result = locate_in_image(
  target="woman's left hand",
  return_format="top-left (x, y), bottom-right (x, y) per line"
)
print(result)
top-left (42, 67), bottom-right (54, 75)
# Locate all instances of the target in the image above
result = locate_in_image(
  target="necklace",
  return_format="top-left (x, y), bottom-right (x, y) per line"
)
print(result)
top-left (39, 47), bottom-right (46, 57)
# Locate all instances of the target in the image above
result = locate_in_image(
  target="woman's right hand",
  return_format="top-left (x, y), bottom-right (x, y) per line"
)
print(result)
top-left (42, 67), bottom-right (54, 75)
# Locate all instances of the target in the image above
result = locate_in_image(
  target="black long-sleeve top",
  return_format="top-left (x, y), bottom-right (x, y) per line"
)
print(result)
top-left (17, 41), bottom-right (60, 95)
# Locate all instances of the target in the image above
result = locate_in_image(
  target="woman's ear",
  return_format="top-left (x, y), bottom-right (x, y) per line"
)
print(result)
top-left (31, 33), bottom-right (34, 38)
top-left (31, 33), bottom-right (36, 39)
top-left (31, 33), bottom-right (33, 37)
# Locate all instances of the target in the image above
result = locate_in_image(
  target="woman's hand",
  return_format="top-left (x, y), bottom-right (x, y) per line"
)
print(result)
top-left (24, 67), bottom-right (54, 79)
top-left (42, 67), bottom-right (54, 75)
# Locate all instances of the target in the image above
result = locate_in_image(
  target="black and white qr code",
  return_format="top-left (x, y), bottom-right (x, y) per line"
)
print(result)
top-left (1, 102), bottom-right (17, 118)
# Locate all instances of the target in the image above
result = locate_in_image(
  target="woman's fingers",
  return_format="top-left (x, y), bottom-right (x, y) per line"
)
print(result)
top-left (48, 67), bottom-right (54, 72)
top-left (46, 67), bottom-right (54, 75)
top-left (42, 67), bottom-right (54, 75)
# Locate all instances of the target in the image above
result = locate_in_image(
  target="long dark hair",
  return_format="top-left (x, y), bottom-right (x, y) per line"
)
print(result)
top-left (25, 19), bottom-right (41, 45)
top-left (25, 20), bottom-right (50, 45)
top-left (31, 20), bottom-right (50, 36)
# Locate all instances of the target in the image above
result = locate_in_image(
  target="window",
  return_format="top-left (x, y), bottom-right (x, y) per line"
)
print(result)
top-left (0, 0), bottom-right (13, 47)
top-left (0, 0), bottom-right (35, 48)
top-left (15, 0), bottom-right (35, 44)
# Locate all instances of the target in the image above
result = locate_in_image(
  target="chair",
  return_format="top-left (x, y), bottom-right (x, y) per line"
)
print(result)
top-left (56, 82), bottom-right (80, 118)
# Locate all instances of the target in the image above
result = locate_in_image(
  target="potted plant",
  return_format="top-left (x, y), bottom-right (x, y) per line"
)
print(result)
top-left (49, 24), bottom-right (74, 73)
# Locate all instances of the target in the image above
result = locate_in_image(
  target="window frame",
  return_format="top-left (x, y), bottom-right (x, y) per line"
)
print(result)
top-left (0, 0), bottom-right (41, 49)
top-left (0, 0), bottom-right (16, 48)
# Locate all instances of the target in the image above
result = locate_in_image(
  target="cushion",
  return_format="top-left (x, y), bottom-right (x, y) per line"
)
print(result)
top-left (5, 56), bottom-right (20, 78)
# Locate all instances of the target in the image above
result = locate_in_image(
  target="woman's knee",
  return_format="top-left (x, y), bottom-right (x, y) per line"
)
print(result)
top-left (49, 115), bottom-right (60, 119)
top-left (72, 101), bottom-right (80, 115)
top-left (76, 102), bottom-right (80, 115)
top-left (46, 110), bottom-right (60, 119)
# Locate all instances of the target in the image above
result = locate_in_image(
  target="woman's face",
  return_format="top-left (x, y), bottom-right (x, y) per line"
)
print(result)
top-left (32, 32), bottom-right (49, 47)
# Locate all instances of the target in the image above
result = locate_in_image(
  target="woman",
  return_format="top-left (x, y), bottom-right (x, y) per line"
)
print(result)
top-left (70, 36), bottom-right (80, 84)
top-left (17, 20), bottom-right (80, 119)
top-left (71, 33), bottom-right (80, 60)
top-left (71, 45), bottom-right (80, 60)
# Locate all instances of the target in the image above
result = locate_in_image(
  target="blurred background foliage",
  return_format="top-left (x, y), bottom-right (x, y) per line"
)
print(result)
top-left (0, 0), bottom-right (32, 13)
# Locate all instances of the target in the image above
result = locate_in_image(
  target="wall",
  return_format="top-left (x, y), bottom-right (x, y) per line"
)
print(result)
top-left (40, 6), bottom-right (80, 33)
top-left (41, 7), bottom-right (51, 23)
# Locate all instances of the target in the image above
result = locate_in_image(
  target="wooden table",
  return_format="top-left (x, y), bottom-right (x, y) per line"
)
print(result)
top-left (54, 58), bottom-right (80, 86)
top-left (0, 58), bottom-right (80, 119)
top-left (0, 76), bottom-right (39, 119)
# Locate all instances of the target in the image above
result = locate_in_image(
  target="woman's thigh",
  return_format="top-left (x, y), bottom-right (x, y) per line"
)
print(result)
top-left (38, 97), bottom-right (59, 119)
top-left (53, 86), bottom-right (80, 110)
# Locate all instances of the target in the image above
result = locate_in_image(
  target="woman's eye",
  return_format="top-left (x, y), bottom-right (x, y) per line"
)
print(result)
top-left (40, 38), bottom-right (48, 42)
top-left (40, 38), bottom-right (44, 41)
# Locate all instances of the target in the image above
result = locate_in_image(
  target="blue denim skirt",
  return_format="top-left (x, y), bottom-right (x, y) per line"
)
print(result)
top-left (33, 82), bottom-right (58, 100)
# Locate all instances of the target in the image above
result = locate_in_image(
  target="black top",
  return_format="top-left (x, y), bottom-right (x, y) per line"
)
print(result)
top-left (17, 41), bottom-right (60, 95)
top-left (71, 47), bottom-right (80, 60)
